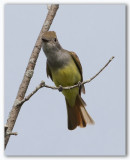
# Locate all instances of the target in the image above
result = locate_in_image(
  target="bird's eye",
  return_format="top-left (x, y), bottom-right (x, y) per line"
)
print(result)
top-left (54, 38), bottom-right (57, 42)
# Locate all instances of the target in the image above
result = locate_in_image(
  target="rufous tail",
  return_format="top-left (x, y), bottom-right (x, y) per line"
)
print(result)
top-left (66, 95), bottom-right (94, 130)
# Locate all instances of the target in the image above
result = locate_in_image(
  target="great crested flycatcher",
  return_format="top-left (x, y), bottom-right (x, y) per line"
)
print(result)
top-left (42, 31), bottom-right (94, 130)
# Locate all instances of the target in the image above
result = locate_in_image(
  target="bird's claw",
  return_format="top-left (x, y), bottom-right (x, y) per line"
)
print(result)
top-left (78, 81), bottom-right (82, 87)
top-left (58, 85), bottom-right (63, 92)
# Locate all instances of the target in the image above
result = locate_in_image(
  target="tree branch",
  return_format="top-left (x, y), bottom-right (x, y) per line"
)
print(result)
top-left (4, 4), bottom-right (59, 149)
top-left (6, 132), bottom-right (18, 136)
top-left (14, 56), bottom-right (115, 107)
top-left (4, 125), bottom-right (18, 136)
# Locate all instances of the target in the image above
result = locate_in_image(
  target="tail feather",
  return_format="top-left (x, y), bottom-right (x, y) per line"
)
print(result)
top-left (66, 95), bottom-right (94, 130)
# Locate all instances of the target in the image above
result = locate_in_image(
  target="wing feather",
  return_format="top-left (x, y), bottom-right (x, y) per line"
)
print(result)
top-left (69, 51), bottom-right (85, 94)
top-left (46, 61), bottom-right (53, 81)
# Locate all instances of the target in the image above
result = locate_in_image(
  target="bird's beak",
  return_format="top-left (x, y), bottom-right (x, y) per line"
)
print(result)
top-left (42, 37), bottom-right (49, 42)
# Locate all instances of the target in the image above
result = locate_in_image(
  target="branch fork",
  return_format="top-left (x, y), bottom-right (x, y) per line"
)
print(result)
top-left (4, 125), bottom-right (18, 136)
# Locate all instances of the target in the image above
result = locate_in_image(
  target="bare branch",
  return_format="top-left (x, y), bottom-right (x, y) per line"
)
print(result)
top-left (82, 56), bottom-right (115, 84)
top-left (6, 132), bottom-right (18, 136)
top-left (14, 81), bottom-right (46, 107)
top-left (14, 56), bottom-right (114, 107)
top-left (5, 4), bottom-right (59, 149)
top-left (5, 125), bottom-right (18, 136)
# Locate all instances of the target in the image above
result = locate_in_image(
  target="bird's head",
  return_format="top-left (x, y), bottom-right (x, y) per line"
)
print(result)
top-left (42, 31), bottom-right (61, 53)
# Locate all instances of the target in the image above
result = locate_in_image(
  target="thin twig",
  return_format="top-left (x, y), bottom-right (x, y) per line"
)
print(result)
top-left (82, 56), bottom-right (115, 84)
top-left (15, 56), bottom-right (114, 107)
top-left (6, 132), bottom-right (18, 136)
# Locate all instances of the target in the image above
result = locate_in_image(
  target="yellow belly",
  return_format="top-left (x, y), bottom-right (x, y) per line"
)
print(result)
top-left (51, 59), bottom-right (81, 107)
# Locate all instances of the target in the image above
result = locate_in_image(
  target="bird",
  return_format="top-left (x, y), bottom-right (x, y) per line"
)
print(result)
top-left (42, 31), bottom-right (94, 130)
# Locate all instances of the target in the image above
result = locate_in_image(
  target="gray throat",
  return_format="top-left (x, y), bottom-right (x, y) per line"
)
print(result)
top-left (43, 48), bottom-right (71, 69)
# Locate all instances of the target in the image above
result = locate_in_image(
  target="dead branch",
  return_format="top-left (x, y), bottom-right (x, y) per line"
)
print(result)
top-left (6, 132), bottom-right (18, 136)
top-left (4, 4), bottom-right (59, 149)
top-left (14, 56), bottom-right (114, 107)
top-left (4, 125), bottom-right (18, 137)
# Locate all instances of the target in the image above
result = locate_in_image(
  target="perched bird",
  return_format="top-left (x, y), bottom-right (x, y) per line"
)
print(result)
top-left (42, 31), bottom-right (94, 130)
